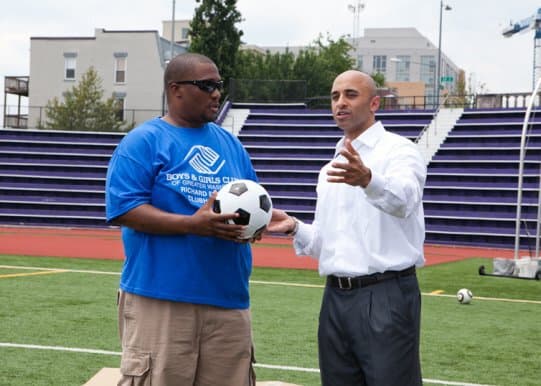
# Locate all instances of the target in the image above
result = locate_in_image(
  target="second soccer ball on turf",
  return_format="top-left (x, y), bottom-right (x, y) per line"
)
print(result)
top-left (213, 179), bottom-right (273, 239)
top-left (456, 288), bottom-right (473, 304)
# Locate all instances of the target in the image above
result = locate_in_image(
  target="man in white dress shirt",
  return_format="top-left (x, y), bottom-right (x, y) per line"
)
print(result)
top-left (268, 70), bottom-right (426, 386)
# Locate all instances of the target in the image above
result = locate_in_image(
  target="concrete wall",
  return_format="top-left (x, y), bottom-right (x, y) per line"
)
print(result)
top-left (28, 29), bottom-right (175, 129)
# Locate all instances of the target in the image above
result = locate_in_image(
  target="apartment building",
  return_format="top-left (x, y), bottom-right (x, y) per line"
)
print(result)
top-left (351, 28), bottom-right (462, 101)
top-left (28, 28), bottom-right (185, 129)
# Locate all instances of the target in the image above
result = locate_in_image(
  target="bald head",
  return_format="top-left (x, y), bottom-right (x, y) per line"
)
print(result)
top-left (333, 70), bottom-right (377, 98)
top-left (164, 53), bottom-right (217, 92)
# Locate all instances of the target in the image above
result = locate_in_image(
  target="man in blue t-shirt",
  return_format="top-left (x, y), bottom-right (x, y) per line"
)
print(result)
top-left (106, 53), bottom-right (257, 386)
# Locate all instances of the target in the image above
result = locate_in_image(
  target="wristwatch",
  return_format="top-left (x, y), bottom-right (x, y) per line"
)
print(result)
top-left (285, 216), bottom-right (300, 236)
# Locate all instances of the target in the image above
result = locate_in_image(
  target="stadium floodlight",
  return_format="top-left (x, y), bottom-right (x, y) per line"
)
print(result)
top-left (436, 1), bottom-right (452, 108)
top-left (347, 1), bottom-right (365, 39)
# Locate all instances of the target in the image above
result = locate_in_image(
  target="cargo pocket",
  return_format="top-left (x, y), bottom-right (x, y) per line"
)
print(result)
top-left (118, 349), bottom-right (151, 386)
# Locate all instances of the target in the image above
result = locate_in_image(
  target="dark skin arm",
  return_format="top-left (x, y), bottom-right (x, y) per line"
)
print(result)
top-left (112, 191), bottom-right (247, 242)
top-left (326, 138), bottom-right (372, 188)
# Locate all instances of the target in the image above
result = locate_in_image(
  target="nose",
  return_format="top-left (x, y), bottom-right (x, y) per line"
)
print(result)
top-left (333, 93), bottom-right (347, 107)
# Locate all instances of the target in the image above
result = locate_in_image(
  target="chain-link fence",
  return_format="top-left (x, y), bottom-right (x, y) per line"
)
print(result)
top-left (4, 91), bottom-right (541, 130)
top-left (228, 79), bottom-right (307, 103)
top-left (1, 105), bottom-right (162, 131)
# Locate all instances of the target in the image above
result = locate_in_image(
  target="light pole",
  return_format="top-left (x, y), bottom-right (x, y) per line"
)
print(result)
top-left (170, 0), bottom-right (176, 61)
top-left (347, 1), bottom-right (365, 39)
top-left (164, 0), bottom-right (176, 115)
top-left (436, 1), bottom-right (452, 108)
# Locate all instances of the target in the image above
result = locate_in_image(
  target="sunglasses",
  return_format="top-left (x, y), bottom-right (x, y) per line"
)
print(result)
top-left (170, 79), bottom-right (224, 93)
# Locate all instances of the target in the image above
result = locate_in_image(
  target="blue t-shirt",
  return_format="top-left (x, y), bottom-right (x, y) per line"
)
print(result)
top-left (106, 117), bottom-right (258, 309)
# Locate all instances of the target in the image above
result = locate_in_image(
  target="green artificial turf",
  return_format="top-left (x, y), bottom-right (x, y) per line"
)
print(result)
top-left (0, 255), bottom-right (539, 385)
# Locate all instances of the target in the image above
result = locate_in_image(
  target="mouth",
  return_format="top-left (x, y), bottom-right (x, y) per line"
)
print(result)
top-left (334, 110), bottom-right (350, 120)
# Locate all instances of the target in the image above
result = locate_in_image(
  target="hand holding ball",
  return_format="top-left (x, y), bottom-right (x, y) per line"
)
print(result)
top-left (213, 179), bottom-right (273, 240)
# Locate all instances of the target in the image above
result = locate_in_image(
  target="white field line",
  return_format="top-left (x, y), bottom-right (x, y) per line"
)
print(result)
top-left (0, 342), bottom-right (120, 356)
top-left (423, 292), bottom-right (541, 305)
top-left (422, 379), bottom-right (495, 386)
top-left (250, 279), bottom-right (323, 288)
top-left (0, 342), bottom-right (495, 386)
top-left (1, 264), bottom-right (540, 305)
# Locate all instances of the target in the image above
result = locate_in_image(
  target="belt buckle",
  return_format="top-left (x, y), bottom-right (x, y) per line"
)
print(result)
top-left (338, 276), bottom-right (353, 290)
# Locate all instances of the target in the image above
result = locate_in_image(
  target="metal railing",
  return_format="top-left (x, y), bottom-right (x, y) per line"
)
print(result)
top-left (4, 91), bottom-right (541, 130)
top-left (1, 105), bottom-right (162, 131)
top-left (414, 94), bottom-right (450, 145)
top-left (4, 76), bottom-right (29, 95)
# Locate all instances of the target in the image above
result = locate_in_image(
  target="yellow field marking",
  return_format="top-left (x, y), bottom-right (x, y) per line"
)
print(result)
top-left (0, 269), bottom-right (68, 279)
top-left (0, 265), bottom-right (120, 276)
top-left (431, 289), bottom-right (445, 294)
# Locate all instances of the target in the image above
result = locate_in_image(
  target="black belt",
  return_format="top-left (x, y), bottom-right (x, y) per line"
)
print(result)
top-left (327, 266), bottom-right (416, 290)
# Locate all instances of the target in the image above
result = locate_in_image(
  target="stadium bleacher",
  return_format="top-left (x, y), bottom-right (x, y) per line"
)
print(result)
top-left (424, 107), bottom-right (541, 248)
top-left (238, 104), bottom-right (433, 223)
top-left (0, 129), bottom-right (122, 228)
top-left (1, 104), bottom-right (540, 250)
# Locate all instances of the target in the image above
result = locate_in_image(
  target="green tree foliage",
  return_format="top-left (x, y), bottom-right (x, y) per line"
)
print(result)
top-left (292, 35), bottom-right (355, 97)
top-left (233, 49), bottom-right (301, 102)
top-left (371, 72), bottom-right (386, 88)
top-left (44, 67), bottom-right (123, 131)
top-left (189, 0), bottom-right (243, 89)
top-left (234, 35), bottom-right (354, 102)
top-left (446, 70), bottom-right (468, 107)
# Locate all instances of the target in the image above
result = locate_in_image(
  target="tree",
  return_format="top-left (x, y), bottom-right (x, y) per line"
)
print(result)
top-left (447, 69), bottom-right (468, 108)
top-left (371, 72), bottom-right (386, 88)
top-left (44, 67), bottom-right (123, 131)
top-left (189, 0), bottom-right (243, 89)
top-left (292, 34), bottom-right (355, 97)
top-left (234, 35), bottom-right (354, 102)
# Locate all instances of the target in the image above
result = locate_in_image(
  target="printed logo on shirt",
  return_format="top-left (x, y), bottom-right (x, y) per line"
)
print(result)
top-left (184, 145), bottom-right (225, 175)
top-left (164, 145), bottom-right (234, 205)
top-left (166, 172), bottom-right (240, 205)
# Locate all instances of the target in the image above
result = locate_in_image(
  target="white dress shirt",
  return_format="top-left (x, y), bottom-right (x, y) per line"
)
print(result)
top-left (293, 121), bottom-right (426, 277)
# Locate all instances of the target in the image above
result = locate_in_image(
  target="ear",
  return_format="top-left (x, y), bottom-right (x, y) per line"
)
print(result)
top-left (168, 83), bottom-right (183, 99)
top-left (370, 95), bottom-right (380, 112)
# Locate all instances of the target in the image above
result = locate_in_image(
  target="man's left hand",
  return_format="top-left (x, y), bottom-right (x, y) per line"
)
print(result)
top-left (327, 138), bottom-right (371, 187)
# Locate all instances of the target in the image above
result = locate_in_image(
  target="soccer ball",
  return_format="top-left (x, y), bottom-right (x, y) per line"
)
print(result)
top-left (456, 288), bottom-right (473, 304)
top-left (213, 179), bottom-right (273, 239)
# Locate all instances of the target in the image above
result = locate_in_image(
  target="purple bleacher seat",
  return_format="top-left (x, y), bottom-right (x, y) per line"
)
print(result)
top-left (3, 107), bottom-right (541, 248)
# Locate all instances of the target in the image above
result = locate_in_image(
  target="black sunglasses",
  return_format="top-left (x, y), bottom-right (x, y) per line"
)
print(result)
top-left (170, 79), bottom-right (224, 93)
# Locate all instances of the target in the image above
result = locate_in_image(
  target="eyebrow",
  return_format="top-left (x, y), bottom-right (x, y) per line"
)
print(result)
top-left (331, 88), bottom-right (359, 95)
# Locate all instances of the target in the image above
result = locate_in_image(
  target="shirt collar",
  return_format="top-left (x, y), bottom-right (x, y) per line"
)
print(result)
top-left (334, 121), bottom-right (385, 157)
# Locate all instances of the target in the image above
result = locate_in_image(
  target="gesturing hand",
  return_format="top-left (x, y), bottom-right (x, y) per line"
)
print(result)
top-left (326, 138), bottom-right (371, 188)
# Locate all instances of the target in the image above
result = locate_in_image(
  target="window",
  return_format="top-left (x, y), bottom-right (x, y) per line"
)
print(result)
top-left (373, 55), bottom-right (387, 75)
top-left (113, 92), bottom-right (126, 121)
top-left (64, 53), bottom-right (77, 80)
top-left (356, 55), bottom-right (363, 71)
top-left (114, 53), bottom-right (128, 83)
top-left (420, 55), bottom-right (436, 91)
top-left (181, 28), bottom-right (189, 40)
top-left (394, 55), bottom-right (410, 82)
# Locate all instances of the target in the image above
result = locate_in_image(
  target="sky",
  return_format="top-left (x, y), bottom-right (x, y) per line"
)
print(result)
top-left (2, 0), bottom-right (541, 109)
